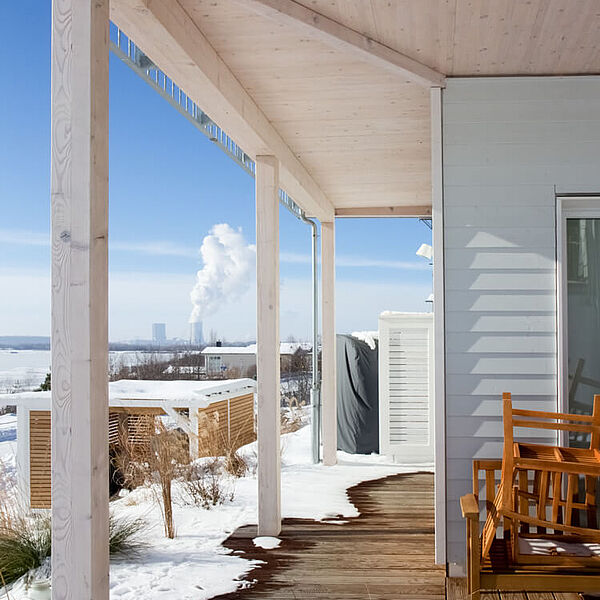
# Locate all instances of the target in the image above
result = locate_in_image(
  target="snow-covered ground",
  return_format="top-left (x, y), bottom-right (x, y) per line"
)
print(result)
top-left (0, 413), bottom-right (17, 492)
top-left (0, 418), bottom-right (431, 600)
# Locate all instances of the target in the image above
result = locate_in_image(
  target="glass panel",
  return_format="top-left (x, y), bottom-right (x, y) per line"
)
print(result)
top-left (567, 218), bottom-right (600, 446)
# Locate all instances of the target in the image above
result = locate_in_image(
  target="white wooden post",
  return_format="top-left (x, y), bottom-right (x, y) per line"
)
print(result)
top-left (255, 155), bottom-right (281, 536)
top-left (431, 86), bottom-right (446, 565)
top-left (16, 406), bottom-right (30, 508)
top-left (321, 220), bottom-right (337, 466)
top-left (189, 407), bottom-right (200, 460)
top-left (51, 1), bottom-right (110, 598)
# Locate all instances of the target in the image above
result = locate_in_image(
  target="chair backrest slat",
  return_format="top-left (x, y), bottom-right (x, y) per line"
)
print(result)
top-left (512, 419), bottom-right (597, 433)
top-left (506, 394), bottom-right (600, 451)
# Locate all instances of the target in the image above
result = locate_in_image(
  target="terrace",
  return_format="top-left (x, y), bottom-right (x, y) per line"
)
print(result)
top-left (49, 1), bottom-right (600, 598)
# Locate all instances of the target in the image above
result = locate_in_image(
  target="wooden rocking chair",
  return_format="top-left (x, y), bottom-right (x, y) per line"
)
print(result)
top-left (460, 393), bottom-right (600, 599)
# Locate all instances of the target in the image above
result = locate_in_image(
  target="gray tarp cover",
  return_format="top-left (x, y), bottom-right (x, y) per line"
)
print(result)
top-left (336, 334), bottom-right (379, 454)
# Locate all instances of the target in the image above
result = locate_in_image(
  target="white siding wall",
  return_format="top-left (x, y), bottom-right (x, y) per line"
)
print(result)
top-left (443, 77), bottom-right (600, 567)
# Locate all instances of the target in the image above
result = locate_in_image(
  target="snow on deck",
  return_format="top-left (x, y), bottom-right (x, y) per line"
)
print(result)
top-left (0, 421), bottom-right (430, 600)
top-left (107, 426), bottom-right (430, 599)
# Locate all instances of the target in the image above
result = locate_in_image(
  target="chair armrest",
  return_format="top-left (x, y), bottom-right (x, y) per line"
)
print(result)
top-left (461, 493), bottom-right (479, 520)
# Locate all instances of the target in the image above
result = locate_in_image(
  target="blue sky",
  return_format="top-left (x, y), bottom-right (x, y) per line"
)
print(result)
top-left (0, 1), bottom-right (432, 342)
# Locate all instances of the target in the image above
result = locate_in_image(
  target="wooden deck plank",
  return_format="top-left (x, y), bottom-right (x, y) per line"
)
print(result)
top-left (445, 579), bottom-right (586, 600)
top-left (215, 475), bottom-right (587, 600)
top-left (213, 472), bottom-right (445, 599)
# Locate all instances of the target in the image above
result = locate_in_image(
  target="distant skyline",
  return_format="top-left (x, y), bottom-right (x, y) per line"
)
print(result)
top-left (0, 2), bottom-right (432, 342)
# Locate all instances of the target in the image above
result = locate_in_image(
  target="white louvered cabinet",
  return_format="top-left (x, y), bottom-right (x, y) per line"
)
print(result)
top-left (378, 312), bottom-right (434, 464)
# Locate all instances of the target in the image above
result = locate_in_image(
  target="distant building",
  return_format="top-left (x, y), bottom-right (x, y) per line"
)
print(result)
top-left (202, 342), bottom-right (311, 376)
top-left (190, 321), bottom-right (203, 346)
top-left (152, 323), bottom-right (167, 345)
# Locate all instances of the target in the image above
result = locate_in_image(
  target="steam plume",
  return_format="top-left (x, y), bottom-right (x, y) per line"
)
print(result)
top-left (189, 224), bottom-right (255, 323)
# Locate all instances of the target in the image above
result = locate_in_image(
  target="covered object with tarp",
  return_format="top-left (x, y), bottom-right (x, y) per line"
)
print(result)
top-left (336, 334), bottom-right (379, 454)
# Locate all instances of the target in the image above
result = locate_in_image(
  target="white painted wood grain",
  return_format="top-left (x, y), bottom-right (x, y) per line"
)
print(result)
top-left (255, 156), bottom-right (281, 536)
top-left (51, 0), bottom-right (110, 597)
top-left (232, 0), bottom-right (445, 87)
top-left (430, 86), bottom-right (446, 566)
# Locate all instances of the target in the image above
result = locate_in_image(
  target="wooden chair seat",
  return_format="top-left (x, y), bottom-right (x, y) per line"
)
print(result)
top-left (461, 394), bottom-right (600, 599)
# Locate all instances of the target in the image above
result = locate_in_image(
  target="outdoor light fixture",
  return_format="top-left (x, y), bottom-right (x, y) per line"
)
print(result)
top-left (416, 243), bottom-right (433, 261)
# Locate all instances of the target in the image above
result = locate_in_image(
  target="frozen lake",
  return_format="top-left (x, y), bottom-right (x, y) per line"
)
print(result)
top-left (0, 349), bottom-right (51, 393)
top-left (0, 349), bottom-right (185, 394)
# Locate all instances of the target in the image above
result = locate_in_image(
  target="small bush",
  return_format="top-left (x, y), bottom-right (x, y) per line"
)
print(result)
top-left (181, 459), bottom-right (234, 509)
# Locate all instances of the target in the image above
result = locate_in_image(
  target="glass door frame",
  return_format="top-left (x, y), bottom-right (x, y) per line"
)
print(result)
top-left (557, 195), bottom-right (600, 446)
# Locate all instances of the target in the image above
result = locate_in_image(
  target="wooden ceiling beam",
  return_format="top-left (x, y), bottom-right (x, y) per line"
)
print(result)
top-left (233, 0), bottom-right (446, 88)
top-left (110, 0), bottom-right (334, 220)
top-left (335, 206), bottom-right (432, 218)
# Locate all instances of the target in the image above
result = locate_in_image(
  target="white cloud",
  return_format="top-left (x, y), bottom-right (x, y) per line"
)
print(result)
top-left (0, 266), bottom-right (431, 341)
top-left (111, 240), bottom-right (197, 258)
top-left (0, 229), bottom-right (49, 247)
top-left (0, 229), bottom-right (429, 271)
top-left (0, 268), bottom-right (51, 335)
top-left (282, 251), bottom-right (429, 271)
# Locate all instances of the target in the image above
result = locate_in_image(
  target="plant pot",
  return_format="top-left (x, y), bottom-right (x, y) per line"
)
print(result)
top-left (27, 579), bottom-right (51, 600)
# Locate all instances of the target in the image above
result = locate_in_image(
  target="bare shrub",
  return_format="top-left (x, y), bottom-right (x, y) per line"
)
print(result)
top-left (180, 459), bottom-right (234, 509)
top-left (112, 419), bottom-right (189, 539)
top-left (150, 424), bottom-right (190, 538)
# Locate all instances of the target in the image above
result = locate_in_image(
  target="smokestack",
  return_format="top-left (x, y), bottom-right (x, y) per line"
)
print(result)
top-left (189, 224), bottom-right (255, 325)
top-left (190, 321), bottom-right (203, 346)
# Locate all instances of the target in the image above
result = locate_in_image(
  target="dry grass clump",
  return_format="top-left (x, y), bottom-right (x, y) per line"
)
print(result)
top-left (0, 498), bottom-right (144, 586)
top-left (0, 506), bottom-right (51, 586)
top-left (180, 459), bottom-right (234, 509)
top-left (281, 407), bottom-right (304, 434)
top-left (109, 514), bottom-right (148, 558)
top-left (197, 413), bottom-right (248, 478)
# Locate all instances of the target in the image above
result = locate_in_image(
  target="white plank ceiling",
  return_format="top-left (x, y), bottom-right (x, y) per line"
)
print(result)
top-left (112, 0), bottom-right (600, 215)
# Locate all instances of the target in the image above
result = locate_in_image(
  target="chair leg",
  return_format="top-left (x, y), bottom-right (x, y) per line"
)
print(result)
top-left (586, 475), bottom-right (597, 528)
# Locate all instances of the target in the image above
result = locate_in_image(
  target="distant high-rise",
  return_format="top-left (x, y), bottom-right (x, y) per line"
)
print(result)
top-left (152, 323), bottom-right (167, 345)
top-left (190, 321), bottom-right (203, 346)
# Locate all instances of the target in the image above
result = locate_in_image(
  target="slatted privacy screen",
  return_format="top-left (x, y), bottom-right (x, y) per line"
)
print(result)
top-left (197, 393), bottom-right (256, 456)
top-left (29, 410), bottom-right (52, 509)
top-left (26, 392), bottom-right (256, 509)
top-left (379, 313), bottom-right (434, 464)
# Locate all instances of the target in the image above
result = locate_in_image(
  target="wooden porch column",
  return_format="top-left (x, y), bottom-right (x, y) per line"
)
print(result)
top-left (321, 220), bottom-right (337, 466)
top-left (255, 155), bottom-right (281, 536)
top-left (51, 1), bottom-right (110, 598)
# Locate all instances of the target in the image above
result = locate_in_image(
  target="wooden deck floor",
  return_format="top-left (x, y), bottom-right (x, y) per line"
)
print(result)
top-left (214, 472), bottom-right (445, 600)
top-left (446, 578), bottom-right (583, 600)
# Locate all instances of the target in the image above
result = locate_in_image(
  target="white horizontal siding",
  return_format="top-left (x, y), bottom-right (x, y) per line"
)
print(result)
top-left (443, 76), bottom-right (600, 568)
top-left (445, 226), bottom-right (555, 249)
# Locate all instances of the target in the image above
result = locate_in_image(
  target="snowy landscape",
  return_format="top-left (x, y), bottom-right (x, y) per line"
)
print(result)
top-left (0, 406), bottom-right (427, 599)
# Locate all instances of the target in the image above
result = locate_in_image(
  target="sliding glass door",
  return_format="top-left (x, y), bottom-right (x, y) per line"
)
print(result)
top-left (560, 199), bottom-right (600, 447)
